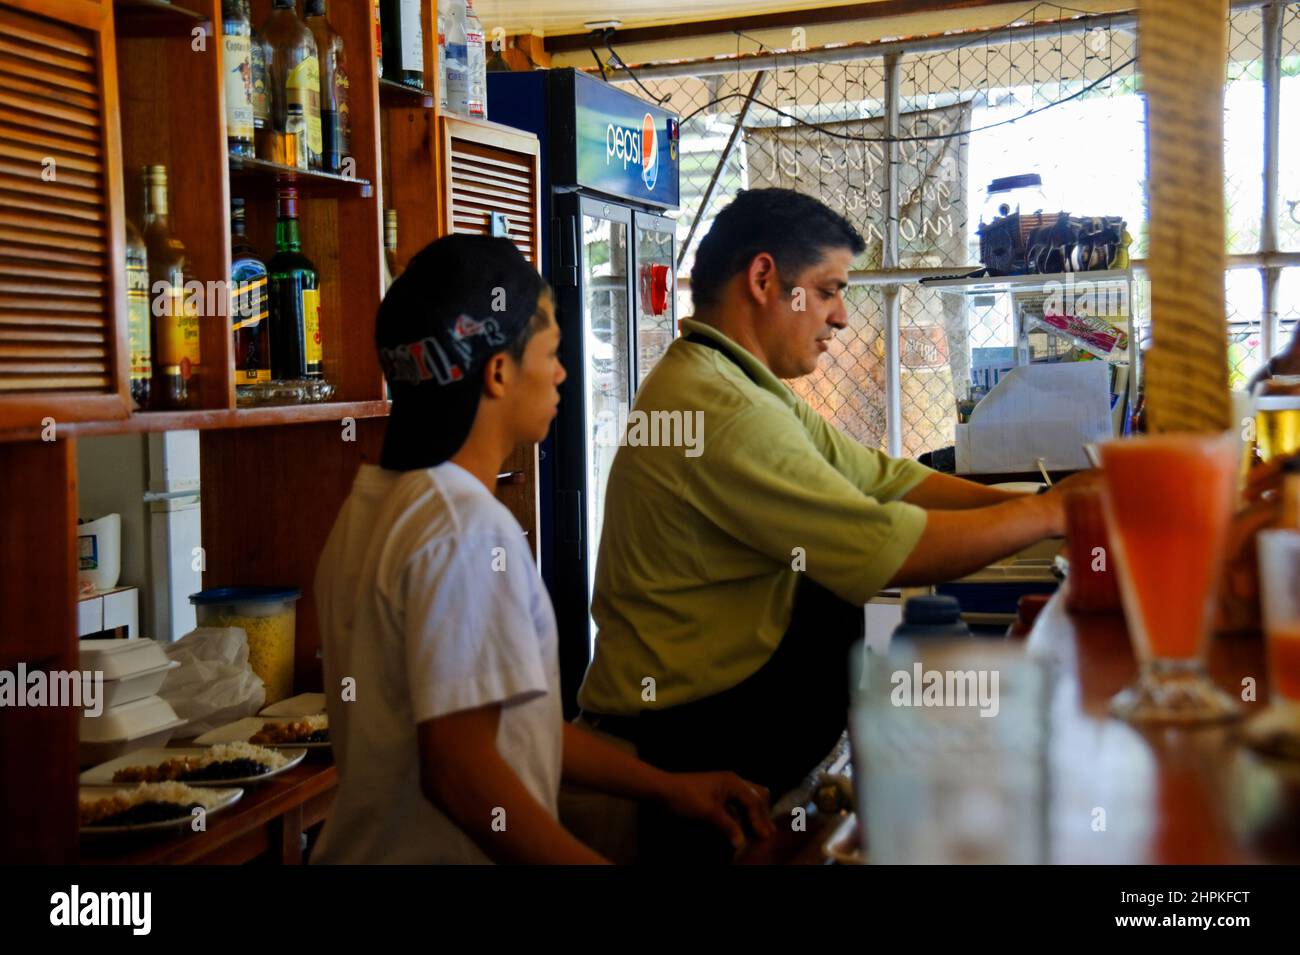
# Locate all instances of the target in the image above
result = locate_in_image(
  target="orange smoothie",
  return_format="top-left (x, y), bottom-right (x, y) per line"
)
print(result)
top-left (1100, 435), bottom-right (1237, 661)
top-left (1268, 628), bottom-right (1300, 701)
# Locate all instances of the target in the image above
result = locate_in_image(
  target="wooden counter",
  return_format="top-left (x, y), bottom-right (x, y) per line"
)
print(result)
top-left (1027, 589), bottom-right (1300, 864)
top-left (754, 589), bottom-right (1300, 865)
top-left (80, 758), bottom-right (337, 865)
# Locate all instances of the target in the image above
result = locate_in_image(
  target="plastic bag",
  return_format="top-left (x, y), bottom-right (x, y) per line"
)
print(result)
top-left (159, 626), bottom-right (266, 738)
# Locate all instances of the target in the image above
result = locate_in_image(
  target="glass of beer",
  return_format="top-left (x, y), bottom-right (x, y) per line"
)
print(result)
top-left (1099, 432), bottom-right (1241, 723)
top-left (1242, 530), bottom-right (1300, 757)
top-left (1254, 377), bottom-right (1300, 463)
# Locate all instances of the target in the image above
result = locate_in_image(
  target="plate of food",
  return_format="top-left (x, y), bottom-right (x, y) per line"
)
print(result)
top-left (80, 742), bottom-right (306, 787)
top-left (193, 714), bottom-right (330, 750)
top-left (258, 692), bottom-right (326, 718)
top-left (79, 782), bottom-right (242, 834)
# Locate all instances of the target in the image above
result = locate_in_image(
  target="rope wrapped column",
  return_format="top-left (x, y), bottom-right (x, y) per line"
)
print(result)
top-left (1138, 0), bottom-right (1233, 433)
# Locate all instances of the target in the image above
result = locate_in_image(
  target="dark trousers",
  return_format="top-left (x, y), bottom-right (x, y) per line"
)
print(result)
top-left (630, 577), bottom-right (863, 864)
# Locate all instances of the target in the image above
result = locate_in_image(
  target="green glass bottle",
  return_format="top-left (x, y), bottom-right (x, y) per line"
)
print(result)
top-left (267, 177), bottom-right (321, 381)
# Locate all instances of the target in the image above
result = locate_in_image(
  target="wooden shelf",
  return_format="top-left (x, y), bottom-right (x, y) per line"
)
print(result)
top-left (0, 400), bottom-right (390, 441)
top-left (81, 759), bottom-right (337, 864)
top-left (379, 78), bottom-right (436, 109)
top-left (228, 154), bottom-right (375, 199)
top-left (113, 0), bottom-right (211, 39)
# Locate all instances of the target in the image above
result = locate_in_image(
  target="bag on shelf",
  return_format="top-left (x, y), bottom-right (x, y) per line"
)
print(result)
top-left (157, 626), bottom-right (266, 738)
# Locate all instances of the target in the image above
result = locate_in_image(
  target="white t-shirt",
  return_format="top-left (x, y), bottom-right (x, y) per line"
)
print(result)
top-left (311, 461), bottom-right (562, 864)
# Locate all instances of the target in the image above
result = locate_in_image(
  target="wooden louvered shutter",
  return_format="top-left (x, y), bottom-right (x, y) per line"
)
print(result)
top-left (440, 117), bottom-right (542, 558)
top-left (442, 116), bottom-right (541, 265)
top-left (0, 1), bottom-right (128, 430)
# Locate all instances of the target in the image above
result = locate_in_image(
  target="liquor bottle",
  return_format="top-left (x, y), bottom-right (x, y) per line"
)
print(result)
top-left (268, 177), bottom-right (322, 381)
top-left (444, 0), bottom-right (467, 113)
top-left (230, 198), bottom-right (272, 388)
top-left (305, 0), bottom-right (350, 174)
top-left (250, 26), bottom-right (271, 154)
top-left (383, 208), bottom-right (400, 291)
top-left (141, 165), bottom-right (200, 409)
top-left (437, 2), bottom-right (447, 111)
top-left (374, 0), bottom-right (383, 80)
top-left (260, 0), bottom-right (323, 171)
top-left (222, 0), bottom-right (255, 157)
top-left (284, 102), bottom-right (308, 170)
top-left (382, 0), bottom-right (424, 90)
top-left (464, 0), bottom-right (486, 119)
top-left (124, 217), bottom-right (151, 409)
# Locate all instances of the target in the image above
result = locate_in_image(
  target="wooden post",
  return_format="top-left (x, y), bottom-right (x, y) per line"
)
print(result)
top-left (1138, 0), bottom-right (1233, 433)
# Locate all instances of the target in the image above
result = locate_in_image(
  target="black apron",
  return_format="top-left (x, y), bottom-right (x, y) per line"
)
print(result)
top-left (629, 333), bottom-right (864, 863)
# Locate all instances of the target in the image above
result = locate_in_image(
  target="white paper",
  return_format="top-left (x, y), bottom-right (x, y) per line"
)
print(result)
top-left (955, 362), bottom-right (1113, 474)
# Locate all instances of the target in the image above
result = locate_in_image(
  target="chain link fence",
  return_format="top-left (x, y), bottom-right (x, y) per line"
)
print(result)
top-left (610, 1), bottom-right (1296, 459)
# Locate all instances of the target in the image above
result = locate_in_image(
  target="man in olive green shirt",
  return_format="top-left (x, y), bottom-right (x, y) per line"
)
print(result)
top-left (576, 189), bottom-right (1091, 861)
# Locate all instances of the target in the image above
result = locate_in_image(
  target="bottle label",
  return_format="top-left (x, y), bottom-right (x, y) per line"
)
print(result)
top-left (157, 286), bottom-right (201, 379)
top-left (251, 37), bottom-right (270, 124)
top-left (286, 55), bottom-right (324, 156)
top-left (127, 260), bottom-right (152, 381)
top-left (302, 287), bottom-right (322, 366)
top-left (231, 275), bottom-right (268, 332)
top-left (401, 0), bottom-right (423, 73)
top-left (335, 60), bottom-right (351, 155)
top-left (223, 32), bottom-right (254, 140)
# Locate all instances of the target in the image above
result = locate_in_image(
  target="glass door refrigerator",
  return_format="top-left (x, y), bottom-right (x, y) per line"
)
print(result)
top-left (487, 68), bottom-right (681, 708)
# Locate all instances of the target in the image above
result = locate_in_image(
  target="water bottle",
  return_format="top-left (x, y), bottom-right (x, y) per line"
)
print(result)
top-left (437, 2), bottom-right (447, 111)
top-left (464, 0), bottom-right (486, 118)
top-left (444, 0), bottom-right (468, 115)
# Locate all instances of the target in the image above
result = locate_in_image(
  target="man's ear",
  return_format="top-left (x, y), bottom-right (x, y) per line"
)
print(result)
top-left (481, 351), bottom-right (512, 400)
top-left (746, 252), bottom-right (777, 305)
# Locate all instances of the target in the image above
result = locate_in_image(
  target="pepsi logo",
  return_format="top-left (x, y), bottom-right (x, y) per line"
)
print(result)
top-left (605, 113), bottom-right (660, 192)
top-left (641, 113), bottom-right (658, 191)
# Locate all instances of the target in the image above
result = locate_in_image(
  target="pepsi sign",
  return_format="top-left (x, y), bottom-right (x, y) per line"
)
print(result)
top-left (605, 113), bottom-right (660, 191)
top-left (573, 71), bottom-right (678, 208)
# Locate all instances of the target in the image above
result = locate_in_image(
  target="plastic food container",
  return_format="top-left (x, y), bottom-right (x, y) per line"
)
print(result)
top-left (189, 587), bottom-right (302, 706)
top-left (79, 695), bottom-right (187, 767)
top-left (77, 513), bottom-right (122, 592)
top-left (979, 173), bottom-right (1048, 227)
top-left (79, 638), bottom-right (168, 681)
top-left (79, 638), bottom-right (180, 708)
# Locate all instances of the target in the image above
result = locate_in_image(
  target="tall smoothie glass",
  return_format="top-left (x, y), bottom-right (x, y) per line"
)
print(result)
top-left (1099, 432), bottom-right (1240, 723)
top-left (1242, 529), bottom-right (1300, 757)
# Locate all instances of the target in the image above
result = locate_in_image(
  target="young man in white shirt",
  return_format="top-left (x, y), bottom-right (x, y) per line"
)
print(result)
top-left (312, 235), bottom-right (773, 864)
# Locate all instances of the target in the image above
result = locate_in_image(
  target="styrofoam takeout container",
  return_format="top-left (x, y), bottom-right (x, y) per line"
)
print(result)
top-left (99, 661), bottom-right (180, 709)
top-left (79, 695), bottom-right (187, 767)
top-left (79, 638), bottom-right (170, 681)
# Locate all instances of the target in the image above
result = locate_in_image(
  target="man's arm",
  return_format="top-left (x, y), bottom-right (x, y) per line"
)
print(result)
top-left (418, 705), bottom-right (607, 864)
top-left (561, 723), bottom-right (774, 848)
top-left (901, 471), bottom-right (1031, 509)
top-left (888, 490), bottom-right (1064, 586)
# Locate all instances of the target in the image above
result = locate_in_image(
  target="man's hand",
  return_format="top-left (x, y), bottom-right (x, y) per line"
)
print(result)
top-left (659, 772), bottom-right (775, 850)
top-left (1043, 467), bottom-right (1105, 498)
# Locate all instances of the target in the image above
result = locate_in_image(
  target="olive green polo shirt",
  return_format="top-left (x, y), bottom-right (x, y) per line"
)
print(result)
top-left (577, 318), bottom-right (932, 716)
